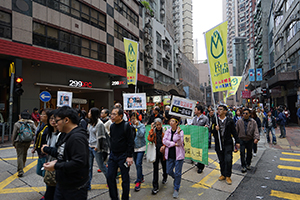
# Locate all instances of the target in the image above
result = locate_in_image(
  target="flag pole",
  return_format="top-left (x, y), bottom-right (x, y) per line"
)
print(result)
top-left (211, 90), bottom-right (222, 151)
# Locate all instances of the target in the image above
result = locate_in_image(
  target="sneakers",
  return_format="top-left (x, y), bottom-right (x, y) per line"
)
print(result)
top-left (141, 177), bottom-right (145, 183)
top-left (253, 153), bottom-right (257, 157)
top-left (241, 167), bottom-right (247, 173)
top-left (273, 141), bottom-right (277, 145)
top-left (152, 188), bottom-right (159, 195)
top-left (162, 178), bottom-right (168, 184)
top-left (197, 168), bottom-right (203, 174)
top-left (173, 190), bottom-right (179, 199)
top-left (246, 165), bottom-right (251, 170)
top-left (226, 177), bottom-right (232, 185)
top-left (134, 182), bottom-right (141, 191)
top-left (97, 169), bottom-right (102, 173)
top-left (218, 175), bottom-right (226, 181)
top-left (17, 173), bottom-right (23, 177)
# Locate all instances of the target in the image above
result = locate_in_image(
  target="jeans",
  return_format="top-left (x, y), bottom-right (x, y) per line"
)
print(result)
top-left (87, 147), bottom-right (107, 189)
top-left (208, 132), bottom-right (212, 147)
top-left (36, 156), bottom-right (47, 177)
top-left (266, 127), bottom-right (276, 143)
top-left (240, 140), bottom-right (253, 168)
top-left (279, 125), bottom-right (286, 137)
top-left (107, 152), bottom-right (130, 200)
top-left (54, 185), bottom-right (87, 200)
top-left (216, 145), bottom-right (233, 177)
top-left (166, 159), bottom-right (184, 191)
top-left (133, 151), bottom-right (145, 183)
top-left (15, 142), bottom-right (31, 176)
top-left (152, 151), bottom-right (167, 189)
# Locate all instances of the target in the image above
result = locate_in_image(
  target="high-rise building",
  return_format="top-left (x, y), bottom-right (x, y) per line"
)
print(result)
top-left (173, 0), bottom-right (194, 62)
top-left (193, 38), bottom-right (198, 63)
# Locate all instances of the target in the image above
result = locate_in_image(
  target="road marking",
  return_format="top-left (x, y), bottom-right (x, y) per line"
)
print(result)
top-left (275, 175), bottom-right (300, 183)
top-left (0, 144), bottom-right (33, 151)
top-left (270, 190), bottom-right (300, 200)
top-left (1, 157), bottom-right (38, 161)
top-left (282, 152), bottom-right (300, 156)
top-left (278, 165), bottom-right (300, 171)
top-left (0, 187), bottom-right (46, 194)
top-left (0, 160), bottom-right (37, 190)
top-left (280, 158), bottom-right (300, 162)
top-left (192, 152), bottom-right (240, 189)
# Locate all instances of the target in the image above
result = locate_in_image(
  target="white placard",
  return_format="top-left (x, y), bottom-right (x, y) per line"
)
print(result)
top-left (57, 91), bottom-right (73, 107)
top-left (169, 96), bottom-right (196, 119)
top-left (123, 93), bottom-right (146, 110)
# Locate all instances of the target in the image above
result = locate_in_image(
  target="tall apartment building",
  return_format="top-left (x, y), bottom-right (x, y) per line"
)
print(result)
top-left (173, 0), bottom-right (193, 62)
top-left (0, 0), bottom-right (153, 121)
top-left (223, 0), bottom-right (256, 64)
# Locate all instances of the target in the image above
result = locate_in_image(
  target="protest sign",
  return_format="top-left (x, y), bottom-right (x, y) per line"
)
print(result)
top-left (123, 93), bottom-right (146, 110)
top-left (57, 91), bottom-right (72, 107)
top-left (169, 96), bottom-right (196, 118)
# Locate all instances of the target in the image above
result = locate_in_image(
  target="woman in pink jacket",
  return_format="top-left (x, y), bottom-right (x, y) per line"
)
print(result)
top-left (163, 116), bottom-right (185, 199)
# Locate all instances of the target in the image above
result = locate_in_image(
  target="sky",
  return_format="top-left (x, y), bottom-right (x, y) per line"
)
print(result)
top-left (193, 0), bottom-right (224, 61)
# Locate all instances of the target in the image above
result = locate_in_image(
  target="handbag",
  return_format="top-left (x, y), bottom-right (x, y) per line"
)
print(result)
top-left (146, 142), bottom-right (156, 163)
top-left (44, 170), bottom-right (56, 186)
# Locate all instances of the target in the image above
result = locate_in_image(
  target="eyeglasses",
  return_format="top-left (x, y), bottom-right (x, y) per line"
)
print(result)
top-left (243, 112), bottom-right (249, 115)
top-left (55, 118), bottom-right (64, 123)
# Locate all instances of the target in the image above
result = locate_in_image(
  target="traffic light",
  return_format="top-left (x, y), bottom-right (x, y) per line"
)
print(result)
top-left (15, 77), bottom-right (24, 96)
top-left (262, 88), bottom-right (267, 96)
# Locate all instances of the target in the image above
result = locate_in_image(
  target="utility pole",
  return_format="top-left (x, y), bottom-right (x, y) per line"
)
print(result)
top-left (8, 62), bottom-right (15, 141)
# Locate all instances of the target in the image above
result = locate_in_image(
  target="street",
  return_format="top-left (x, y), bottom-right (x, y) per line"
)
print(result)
top-left (0, 125), bottom-right (299, 200)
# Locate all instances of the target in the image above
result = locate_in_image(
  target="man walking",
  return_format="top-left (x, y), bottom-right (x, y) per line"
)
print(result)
top-left (277, 108), bottom-right (287, 138)
top-left (264, 110), bottom-right (277, 144)
top-left (211, 105), bottom-right (240, 185)
top-left (236, 108), bottom-right (260, 173)
top-left (43, 107), bottom-right (89, 200)
top-left (147, 106), bottom-right (164, 125)
top-left (107, 107), bottom-right (134, 200)
top-left (191, 104), bottom-right (209, 173)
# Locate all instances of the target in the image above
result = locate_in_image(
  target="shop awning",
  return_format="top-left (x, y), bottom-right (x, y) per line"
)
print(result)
top-left (35, 82), bottom-right (113, 92)
top-left (0, 39), bottom-right (153, 85)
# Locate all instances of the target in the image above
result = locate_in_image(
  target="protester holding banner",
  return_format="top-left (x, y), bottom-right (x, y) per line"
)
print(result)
top-left (211, 105), bottom-right (240, 185)
top-left (163, 116), bottom-right (185, 199)
top-left (191, 104), bottom-right (209, 174)
top-left (207, 109), bottom-right (215, 149)
top-left (147, 118), bottom-right (168, 195)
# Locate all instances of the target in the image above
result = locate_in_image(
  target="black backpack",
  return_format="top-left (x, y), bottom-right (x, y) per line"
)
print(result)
top-left (18, 122), bottom-right (34, 142)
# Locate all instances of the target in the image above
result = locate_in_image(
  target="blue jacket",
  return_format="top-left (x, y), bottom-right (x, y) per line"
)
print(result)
top-left (133, 122), bottom-right (146, 149)
top-left (277, 112), bottom-right (286, 126)
top-left (297, 108), bottom-right (300, 119)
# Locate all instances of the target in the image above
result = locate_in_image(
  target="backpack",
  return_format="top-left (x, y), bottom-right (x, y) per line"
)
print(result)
top-left (18, 122), bottom-right (34, 142)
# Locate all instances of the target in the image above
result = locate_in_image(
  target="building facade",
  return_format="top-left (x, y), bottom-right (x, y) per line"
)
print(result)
top-left (0, 0), bottom-right (153, 122)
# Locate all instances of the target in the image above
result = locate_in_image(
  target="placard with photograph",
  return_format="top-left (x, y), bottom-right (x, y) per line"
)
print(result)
top-left (123, 93), bottom-right (146, 110)
top-left (57, 91), bottom-right (73, 107)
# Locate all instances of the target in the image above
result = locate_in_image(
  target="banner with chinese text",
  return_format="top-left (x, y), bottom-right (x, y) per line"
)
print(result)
top-left (124, 38), bottom-right (139, 85)
top-left (169, 96), bottom-right (196, 119)
top-left (204, 21), bottom-right (232, 92)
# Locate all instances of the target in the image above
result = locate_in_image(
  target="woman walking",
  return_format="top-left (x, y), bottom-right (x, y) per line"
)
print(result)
top-left (163, 116), bottom-right (185, 199)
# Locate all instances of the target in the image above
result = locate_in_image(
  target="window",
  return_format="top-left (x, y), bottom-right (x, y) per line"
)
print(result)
top-left (33, 22), bottom-right (106, 62)
top-left (156, 32), bottom-right (161, 47)
top-left (286, 21), bottom-right (300, 42)
top-left (114, 50), bottom-right (126, 68)
top-left (33, 0), bottom-right (106, 31)
top-left (114, 0), bottom-right (139, 28)
top-left (0, 11), bottom-right (12, 39)
top-left (157, 51), bottom-right (162, 66)
top-left (114, 22), bottom-right (138, 41)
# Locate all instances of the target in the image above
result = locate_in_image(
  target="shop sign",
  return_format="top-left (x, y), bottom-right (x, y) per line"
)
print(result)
top-left (242, 90), bottom-right (251, 99)
top-left (72, 98), bottom-right (87, 104)
top-left (69, 79), bottom-right (92, 88)
top-left (111, 77), bottom-right (128, 88)
top-left (169, 96), bottom-right (196, 118)
top-left (123, 93), bottom-right (146, 110)
top-left (153, 96), bottom-right (161, 103)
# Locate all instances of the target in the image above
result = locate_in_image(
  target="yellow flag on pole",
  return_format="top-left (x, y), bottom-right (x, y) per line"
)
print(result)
top-left (124, 38), bottom-right (139, 85)
top-left (205, 21), bottom-right (231, 92)
top-left (227, 76), bottom-right (243, 98)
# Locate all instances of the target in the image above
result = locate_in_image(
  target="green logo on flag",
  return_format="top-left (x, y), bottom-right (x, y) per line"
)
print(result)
top-left (210, 30), bottom-right (224, 59)
top-left (232, 78), bottom-right (238, 86)
top-left (128, 43), bottom-right (135, 63)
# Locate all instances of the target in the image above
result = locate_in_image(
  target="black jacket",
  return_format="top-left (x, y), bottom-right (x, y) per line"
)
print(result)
top-left (211, 117), bottom-right (240, 151)
top-left (147, 113), bottom-right (163, 125)
top-left (54, 126), bottom-right (89, 189)
top-left (263, 116), bottom-right (277, 129)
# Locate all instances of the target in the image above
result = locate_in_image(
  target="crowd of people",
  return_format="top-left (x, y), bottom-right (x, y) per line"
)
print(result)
top-left (11, 102), bottom-right (291, 199)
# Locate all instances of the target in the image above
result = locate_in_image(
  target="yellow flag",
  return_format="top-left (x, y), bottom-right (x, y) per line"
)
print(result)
top-left (227, 76), bottom-right (243, 98)
top-left (9, 62), bottom-right (15, 77)
top-left (124, 38), bottom-right (139, 85)
top-left (205, 21), bottom-right (231, 92)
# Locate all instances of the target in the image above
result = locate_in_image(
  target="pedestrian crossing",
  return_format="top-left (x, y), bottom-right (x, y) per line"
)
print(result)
top-left (270, 152), bottom-right (300, 200)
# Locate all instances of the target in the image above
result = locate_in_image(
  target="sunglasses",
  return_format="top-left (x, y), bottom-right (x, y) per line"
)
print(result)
top-left (243, 112), bottom-right (249, 115)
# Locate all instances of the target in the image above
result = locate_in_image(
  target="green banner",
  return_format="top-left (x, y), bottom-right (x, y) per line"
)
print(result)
top-left (145, 125), bottom-right (208, 165)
